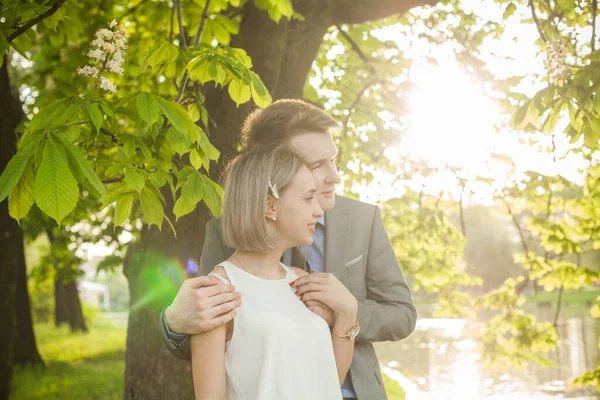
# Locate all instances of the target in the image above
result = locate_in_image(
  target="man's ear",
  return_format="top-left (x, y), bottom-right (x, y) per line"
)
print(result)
top-left (265, 195), bottom-right (277, 221)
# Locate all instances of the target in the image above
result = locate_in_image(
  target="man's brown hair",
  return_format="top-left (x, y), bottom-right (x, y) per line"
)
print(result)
top-left (241, 99), bottom-right (339, 151)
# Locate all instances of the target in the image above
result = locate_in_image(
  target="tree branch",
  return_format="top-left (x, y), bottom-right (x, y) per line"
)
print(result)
top-left (6, 0), bottom-right (67, 43)
top-left (194, 0), bottom-right (212, 45)
top-left (336, 25), bottom-right (377, 76)
top-left (332, 0), bottom-right (437, 25)
top-left (459, 183), bottom-right (467, 236)
top-left (553, 285), bottom-right (564, 328)
top-left (592, 0), bottom-right (597, 53)
top-left (528, 0), bottom-right (547, 42)
top-left (175, 0), bottom-right (188, 51)
top-left (176, 0), bottom-right (212, 104)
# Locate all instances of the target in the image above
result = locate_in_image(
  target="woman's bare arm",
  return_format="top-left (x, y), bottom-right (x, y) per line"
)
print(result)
top-left (191, 267), bottom-right (232, 400)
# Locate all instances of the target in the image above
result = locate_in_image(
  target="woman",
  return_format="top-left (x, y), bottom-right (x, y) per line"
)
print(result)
top-left (191, 146), bottom-right (358, 400)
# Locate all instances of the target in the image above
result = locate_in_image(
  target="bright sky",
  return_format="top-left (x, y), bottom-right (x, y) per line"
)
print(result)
top-left (358, 0), bottom-right (591, 205)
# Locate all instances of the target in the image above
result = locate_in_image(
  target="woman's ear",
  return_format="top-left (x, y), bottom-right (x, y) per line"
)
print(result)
top-left (265, 195), bottom-right (277, 221)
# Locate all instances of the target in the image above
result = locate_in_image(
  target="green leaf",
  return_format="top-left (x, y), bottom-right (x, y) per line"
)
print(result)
top-left (250, 72), bottom-right (272, 108)
top-left (228, 79), bottom-right (252, 106)
top-left (188, 57), bottom-right (213, 84)
top-left (33, 136), bottom-right (79, 224)
top-left (140, 187), bottom-right (164, 229)
top-left (503, 2), bottom-right (517, 20)
top-left (190, 148), bottom-right (203, 170)
top-left (0, 134), bottom-right (44, 203)
top-left (115, 193), bottom-right (134, 226)
top-left (123, 136), bottom-right (137, 159)
top-left (173, 172), bottom-right (205, 220)
top-left (136, 92), bottom-right (160, 124)
top-left (86, 103), bottom-right (103, 134)
top-left (139, 142), bottom-right (154, 162)
top-left (155, 96), bottom-right (191, 134)
top-left (198, 131), bottom-right (220, 161)
top-left (557, 0), bottom-right (574, 12)
top-left (28, 99), bottom-right (69, 132)
top-left (201, 174), bottom-right (223, 217)
top-left (541, 101), bottom-right (563, 132)
top-left (125, 167), bottom-right (145, 192)
top-left (188, 103), bottom-right (200, 122)
top-left (54, 134), bottom-right (107, 199)
top-left (167, 126), bottom-right (192, 155)
top-left (8, 159), bottom-right (35, 221)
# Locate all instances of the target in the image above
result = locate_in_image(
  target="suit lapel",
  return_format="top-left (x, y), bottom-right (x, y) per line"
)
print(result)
top-left (324, 196), bottom-right (349, 278)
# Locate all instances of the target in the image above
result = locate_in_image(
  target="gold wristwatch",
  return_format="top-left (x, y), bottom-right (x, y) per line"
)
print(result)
top-left (332, 320), bottom-right (360, 340)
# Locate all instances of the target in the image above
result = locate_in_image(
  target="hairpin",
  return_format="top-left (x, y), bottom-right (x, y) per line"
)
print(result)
top-left (268, 179), bottom-right (279, 199)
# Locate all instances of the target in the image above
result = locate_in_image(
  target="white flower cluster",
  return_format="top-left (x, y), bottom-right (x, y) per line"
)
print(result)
top-left (545, 41), bottom-right (569, 86)
top-left (77, 20), bottom-right (128, 93)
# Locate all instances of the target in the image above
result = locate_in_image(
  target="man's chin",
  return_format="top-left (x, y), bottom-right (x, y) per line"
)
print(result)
top-left (317, 195), bottom-right (335, 212)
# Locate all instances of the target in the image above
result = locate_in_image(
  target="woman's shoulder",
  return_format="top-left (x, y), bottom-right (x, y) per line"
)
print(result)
top-left (290, 267), bottom-right (308, 278)
top-left (208, 264), bottom-right (231, 284)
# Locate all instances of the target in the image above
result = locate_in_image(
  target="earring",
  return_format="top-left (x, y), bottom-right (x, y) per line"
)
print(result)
top-left (272, 216), bottom-right (277, 221)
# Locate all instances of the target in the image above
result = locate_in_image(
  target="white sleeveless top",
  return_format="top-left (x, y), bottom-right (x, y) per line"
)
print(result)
top-left (209, 261), bottom-right (342, 400)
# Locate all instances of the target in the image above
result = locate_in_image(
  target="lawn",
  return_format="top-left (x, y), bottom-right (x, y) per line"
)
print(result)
top-left (11, 315), bottom-right (407, 399)
top-left (11, 317), bottom-right (126, 400)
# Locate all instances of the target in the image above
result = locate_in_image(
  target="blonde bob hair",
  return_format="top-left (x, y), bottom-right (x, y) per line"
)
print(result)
top-left (222, 145), bottom-right (307, 252)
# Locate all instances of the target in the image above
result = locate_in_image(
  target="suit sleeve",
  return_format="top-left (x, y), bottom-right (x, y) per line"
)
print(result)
top-left (158, 219), bottom-right (227, 361)
top-left (199, 219), bottom-right (227, 277)
top-left (355, 206), bottom-right (417, 343)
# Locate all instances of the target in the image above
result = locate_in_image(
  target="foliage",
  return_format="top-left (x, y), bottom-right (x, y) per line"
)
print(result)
top-left (11, 320), bottom-right (126, 400)
top-left (2, 0), bottom-right (600, 393)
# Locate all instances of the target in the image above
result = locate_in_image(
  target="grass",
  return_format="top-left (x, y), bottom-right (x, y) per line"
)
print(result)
top-left (11, 317), bottom-right (126, 400)
top-left (11, 315), bottom-right (407, 399)
top-left (383, 373), bottom-right (407, 400)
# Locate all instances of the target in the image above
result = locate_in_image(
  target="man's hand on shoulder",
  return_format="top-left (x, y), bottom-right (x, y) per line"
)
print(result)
top-left (164, 275), bottom-right (242, 335)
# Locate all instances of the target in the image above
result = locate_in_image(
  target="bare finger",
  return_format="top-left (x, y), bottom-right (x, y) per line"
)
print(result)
top-left (290, 272), bottom-right (327, 287)
top-left (208, 309), bottom-right (238, 330)
top-left (207, 298), bottom-right (242, 319)
top-left (294, 282), bottom-right (322, 296)
top-left (206, 291), bottom-right (242, 308)
top-left (199, 283), bottom-right (236, 298)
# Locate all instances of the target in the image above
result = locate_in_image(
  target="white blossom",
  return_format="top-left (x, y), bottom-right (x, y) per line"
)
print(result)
top-left (77, 65), bottom-right (99, 77)
top-left (78, 20), bottom-right (128, 93)
top-left (88, 49), bottom-right (106, 61)
top-left (545, 41), bottom-right (569, 86)
top-left (107, 60), bottom-right (124, 75)
top-left (99, 77), bottom-right (117, 93)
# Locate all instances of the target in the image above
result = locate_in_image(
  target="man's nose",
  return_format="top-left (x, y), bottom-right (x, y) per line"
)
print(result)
top-left (324, 163), bottom-right (339, 184)
top-left (313, 202), bottom-right (324, 218)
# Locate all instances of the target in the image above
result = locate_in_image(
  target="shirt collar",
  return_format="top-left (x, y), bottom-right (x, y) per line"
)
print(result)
top-left (317, 216), bottom-right (325, 226)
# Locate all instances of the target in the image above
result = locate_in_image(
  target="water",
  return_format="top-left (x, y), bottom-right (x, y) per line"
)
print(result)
top-left (375, 313), bottom-right (600, 399)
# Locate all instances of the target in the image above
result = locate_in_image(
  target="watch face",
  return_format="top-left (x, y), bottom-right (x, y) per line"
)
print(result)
top-left (349, 325), bottom-right (360, 340)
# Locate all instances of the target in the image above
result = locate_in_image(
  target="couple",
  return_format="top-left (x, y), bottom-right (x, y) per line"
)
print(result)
top-left (160, 100), bottom-right (417, 399)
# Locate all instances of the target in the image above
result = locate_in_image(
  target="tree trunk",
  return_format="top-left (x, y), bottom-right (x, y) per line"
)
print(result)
top-left (123, 1), bottom-right (433, 398)
top-left (54, 279), bottom-right (88, 333)
top-left (12, 247), bottom-right (44, 366)
top-left (0, 56), bottom-right (25, 400)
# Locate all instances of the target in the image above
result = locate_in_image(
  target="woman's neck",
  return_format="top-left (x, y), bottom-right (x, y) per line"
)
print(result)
top-left (231, 249), bottom-right (286, 279)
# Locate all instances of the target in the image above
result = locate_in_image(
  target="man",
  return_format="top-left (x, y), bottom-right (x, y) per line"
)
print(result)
top-left (160, 99), bottom-right (417, 399)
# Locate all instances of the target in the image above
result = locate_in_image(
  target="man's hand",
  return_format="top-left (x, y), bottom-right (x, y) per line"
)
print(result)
top-left (165, 275), bottom-right (242, 335)
top-left (292, 272), bottom-right (358, 320)
top-left (304, 299), bottom-right (335, 327)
